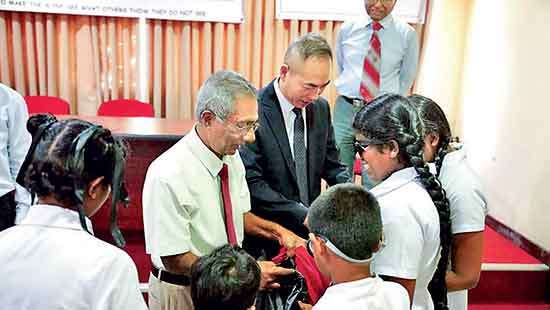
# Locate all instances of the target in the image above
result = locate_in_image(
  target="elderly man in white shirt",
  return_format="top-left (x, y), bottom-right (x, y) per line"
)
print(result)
top-left (0, 83), bottom-right (31, 231)
top-left (143, 70), bottom-right (302, 310)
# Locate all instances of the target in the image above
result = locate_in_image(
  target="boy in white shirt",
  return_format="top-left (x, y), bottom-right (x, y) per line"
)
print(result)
top-left (300, 183), bottom-right (409, 310)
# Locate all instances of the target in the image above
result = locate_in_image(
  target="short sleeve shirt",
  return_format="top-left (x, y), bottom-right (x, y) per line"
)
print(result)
top-left (0, 204), bottom-right (147, 310)
top-left (142, 125), bottom-right (251, 270)
top-left (439, 148), bottom-right (487, 234)
top-left (370, 168), bottom-right (440, 310)
top-left (313, 276), bottom-right (410, 310)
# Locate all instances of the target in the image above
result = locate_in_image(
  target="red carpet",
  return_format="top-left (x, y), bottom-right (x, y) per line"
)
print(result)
top-left (470, 304), bottom-right (550, 310)
top-left (469, 226), bottom-right (549, 305)
top-left (482, 225), bottom-right (544, 264)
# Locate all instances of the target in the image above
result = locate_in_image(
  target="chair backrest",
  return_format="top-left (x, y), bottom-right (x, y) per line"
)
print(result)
top-left (24, 96), bottom-right (70, 115)
top-left (98, 99), bottom-right (155, 117)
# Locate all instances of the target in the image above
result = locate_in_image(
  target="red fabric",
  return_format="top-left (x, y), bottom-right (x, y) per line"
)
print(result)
top-left (24, 96), bottom-right (70, 115)
top-left (272, 246), bottom-right (330, 305)
top-left (353, 158), bottom-right (362, 175)
top-left (97, 99), bottom-right (154, 117)
top-left (359, 22), bottom-right (383, 102)
top-left (219, 164), bottom-right (238, 245)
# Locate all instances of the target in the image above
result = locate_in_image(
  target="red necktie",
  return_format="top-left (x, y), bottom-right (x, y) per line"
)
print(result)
top-left (219, 164), bottom-right (238, 245)
top-left (359, 22), bottom-right (383, 102)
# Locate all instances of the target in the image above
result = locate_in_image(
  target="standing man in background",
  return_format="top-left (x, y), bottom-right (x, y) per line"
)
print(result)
top-left (0, 83), bottom-right (31, 231)
top-left (240, 33), bottom-right (349, 259)
top-left (333, 0), bottom-right (419, 188)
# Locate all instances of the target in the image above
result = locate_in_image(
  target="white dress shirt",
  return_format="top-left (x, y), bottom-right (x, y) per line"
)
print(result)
top-left (370, 167), bottom-right (440, 310)
top-left (335, 14), bottom-right (419, 98)
top-left (274, 78), bottom-right (307, 157)
top-left (0, 204), bottom-right (147, 310)
top-left (142, 125), bottom-right (251, 270)
top-left (438, 147), bottom-right (487, 310)
top-left (0, 83), bottom-right (32, 221)
top-left (313, 276), bottom-right (410, 310)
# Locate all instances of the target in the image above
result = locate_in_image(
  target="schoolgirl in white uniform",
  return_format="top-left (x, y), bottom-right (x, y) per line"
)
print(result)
top-left (0, 114), bottom-right (147, 309)
top-left (352, 94), bottom-right (452, 310)
top-left (410, 95), bottom-right (488, 310)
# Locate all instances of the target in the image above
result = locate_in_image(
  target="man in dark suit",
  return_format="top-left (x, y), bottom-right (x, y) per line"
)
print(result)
top-left (240, 33), bottom-right (350, 258)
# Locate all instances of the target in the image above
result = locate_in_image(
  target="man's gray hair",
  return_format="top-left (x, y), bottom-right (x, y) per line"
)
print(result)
top-left (195, 70), bottom-right (257, 120)
top-left (283, 33), bottom-right (333, 65)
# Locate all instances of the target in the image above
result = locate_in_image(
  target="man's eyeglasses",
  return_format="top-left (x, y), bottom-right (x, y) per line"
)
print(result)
top-left (231, 121), bottom-right (260, 134)
top-left (306, 233), bottom-right (383, 264)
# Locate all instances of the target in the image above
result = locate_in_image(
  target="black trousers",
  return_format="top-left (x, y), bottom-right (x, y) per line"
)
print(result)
top-left (0, 190), bottom-right (16, 232)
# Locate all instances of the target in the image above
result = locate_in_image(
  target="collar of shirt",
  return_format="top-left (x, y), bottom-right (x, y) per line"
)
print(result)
top-left (18, 204), bottom-right (94, 233)
top-left (370, 167), bottom-right (419, 198)
top-left (273, 78), bottom-right (308, 154)
top-left (443, 144), bottom-right (467, 167)
top-left (186, 124), bottom-right (227, 178)
top-left (353, 13), bottom-right (394, 32)
top-left (274, 77), bottom-right (296, 116)
top-left (427, 146), bottom-right (467, 175)
top-left (325, 275), bottom-right (382, 295)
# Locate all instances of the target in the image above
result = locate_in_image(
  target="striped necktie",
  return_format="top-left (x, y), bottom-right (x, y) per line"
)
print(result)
top-left (359, 22), bottom-right (383, 102)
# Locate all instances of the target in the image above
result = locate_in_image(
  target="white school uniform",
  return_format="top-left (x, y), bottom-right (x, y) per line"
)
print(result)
top-left (438, 148), bottom-right (487, 310)
top-left (370, 167), bottom-right (441, 310)
top-left (0, 204), bottom-right (147, 310)
top-left (313, 276), bottom-right (410, 310)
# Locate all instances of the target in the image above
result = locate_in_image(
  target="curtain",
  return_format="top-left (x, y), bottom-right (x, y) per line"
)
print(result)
top-left (0, 0), bottom-right (424, 118)
top-left (0, 12), bottom-right (138, 115)
top-left (148, 0), bottom-right (345, 119)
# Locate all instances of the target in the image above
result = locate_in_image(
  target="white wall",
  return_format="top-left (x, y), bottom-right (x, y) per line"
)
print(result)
top-left (417, 0), bottom-right (550, 250)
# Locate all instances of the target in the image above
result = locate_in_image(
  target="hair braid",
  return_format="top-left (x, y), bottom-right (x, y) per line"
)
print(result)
top-left (353, 94), bottom-right (452, 309)
top-left (407, 141), bottom-right (452, 310)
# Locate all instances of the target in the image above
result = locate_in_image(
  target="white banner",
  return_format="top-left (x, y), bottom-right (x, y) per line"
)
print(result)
top-left (276, 0), bottom-right (427, 24)
top-left (0, 0), bottom-right (244, 23)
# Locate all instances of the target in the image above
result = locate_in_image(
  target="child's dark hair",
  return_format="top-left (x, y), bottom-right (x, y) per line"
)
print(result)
top-left (191, 244), bottom-right (261, 310)
top-left (18, 114), bottom-right (128, 246)
top-left (409, 94), bottom-right (453, 177)
top-left (352, 94), bottom-right (452, 310)
top-left (308, 183), bottom-right (382, 261)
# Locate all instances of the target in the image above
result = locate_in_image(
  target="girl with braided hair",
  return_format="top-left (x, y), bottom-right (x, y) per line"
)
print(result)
top-left (352, 93), bottom-right (452, 310)
top-left (410, 94), bottom-right (487, 310)
top-left (0, 114), bottom-right (147, 309)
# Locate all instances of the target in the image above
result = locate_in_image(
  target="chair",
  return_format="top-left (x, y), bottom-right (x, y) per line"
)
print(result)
top-left (24, 96), bottom-right (70, 115)
top-left (97, 99), bottom-right (155, 117)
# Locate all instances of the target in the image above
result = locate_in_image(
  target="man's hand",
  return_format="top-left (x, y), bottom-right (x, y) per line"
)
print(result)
top-left (298, 301), bottom-right (313, 310)
top-left (257, 260), bottom-right (295, 290)
top-left (276, 225), bottom-right (306, 257)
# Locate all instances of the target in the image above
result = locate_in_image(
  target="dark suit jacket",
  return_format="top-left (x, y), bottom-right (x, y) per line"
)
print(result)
top-left (240, 80), bottom-right (350, 256)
